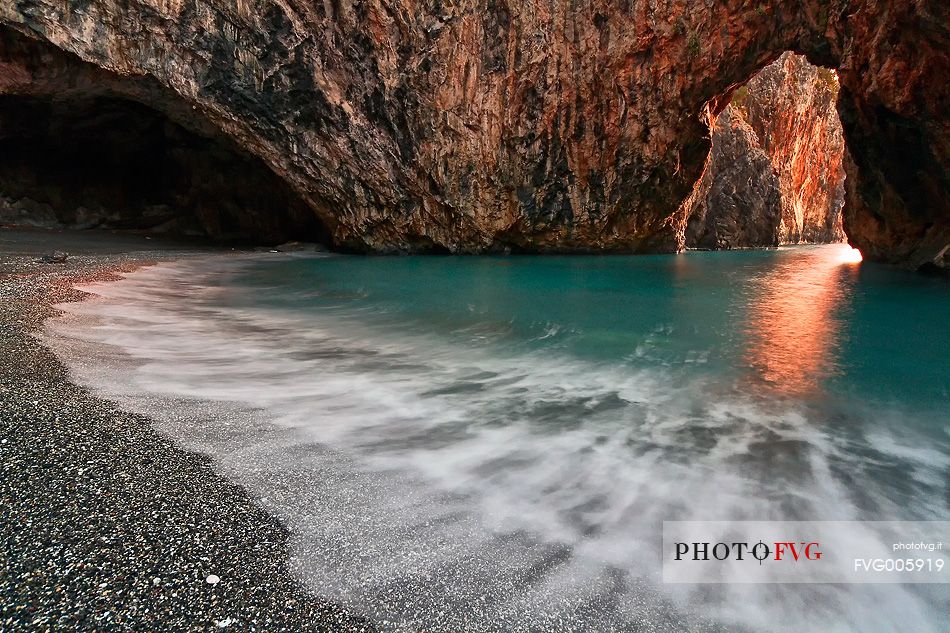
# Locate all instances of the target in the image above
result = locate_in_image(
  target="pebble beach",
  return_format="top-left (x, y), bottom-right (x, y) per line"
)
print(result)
top-left (0, 228), bottom-right (371, 632)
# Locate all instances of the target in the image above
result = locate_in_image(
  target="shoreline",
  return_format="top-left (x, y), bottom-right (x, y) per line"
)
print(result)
top-left (0, 228), bottom-right (371, 631)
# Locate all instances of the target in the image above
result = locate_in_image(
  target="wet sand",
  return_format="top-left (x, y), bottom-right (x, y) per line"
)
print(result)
top-left (0, 228), bottom-right (371, 631)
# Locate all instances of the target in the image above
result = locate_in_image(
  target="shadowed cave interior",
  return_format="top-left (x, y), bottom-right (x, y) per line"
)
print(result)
top-left (0, 60), bottom-right (329, 246)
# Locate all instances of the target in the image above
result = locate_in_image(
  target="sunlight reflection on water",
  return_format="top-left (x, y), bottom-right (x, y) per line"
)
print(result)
top-left (743, 244), bottom-right (861, 397)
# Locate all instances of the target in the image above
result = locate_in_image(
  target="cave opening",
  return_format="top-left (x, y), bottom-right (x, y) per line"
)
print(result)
top-left (0, 93), bottom-right (329, 245)
top-left (685, 52), bottom-right (848, 253)
top-left (0, 28), bottom-right (329, 247)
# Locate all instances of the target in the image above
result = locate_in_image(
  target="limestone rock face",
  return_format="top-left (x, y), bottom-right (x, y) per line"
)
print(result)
top-left (741, 53), bottom-right (845, 245)
top-left (685, 108), bottom-right (782, 250)
top-left (0, 1), bottom-right (947, 266)
top-left (686, 53), bottom-right (845, 249)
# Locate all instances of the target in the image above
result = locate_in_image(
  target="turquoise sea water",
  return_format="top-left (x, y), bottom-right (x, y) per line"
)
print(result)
top-left (47, 244), bottom-right (949, 631)
top-left (235, 245), bottom-right (949, 410)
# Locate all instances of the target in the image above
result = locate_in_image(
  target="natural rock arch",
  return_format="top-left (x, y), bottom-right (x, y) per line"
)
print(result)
top-left (0, 1), bottom-right (946, 266)
top-left (685, 52), bottom-right (847, 251)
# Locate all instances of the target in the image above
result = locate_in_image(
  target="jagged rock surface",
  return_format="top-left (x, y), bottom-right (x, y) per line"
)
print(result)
top-left (742, 53), bottom-right (845, 245)
top-left (0, 1), bottom-right (947, 266)
top-left (684, 108), bottom-right (782, 249)
top-left (686, 53), bottom-right (845, 249)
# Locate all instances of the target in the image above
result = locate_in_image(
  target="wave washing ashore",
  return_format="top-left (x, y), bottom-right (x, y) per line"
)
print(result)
top-left (35, 241), bottom-right (949, 631)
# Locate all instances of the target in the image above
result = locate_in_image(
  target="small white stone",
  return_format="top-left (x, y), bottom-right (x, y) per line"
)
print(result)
top-left (215, 617), bottom-right (235, 628)
top-left (152, 577), bottom-right (161, 586)
top-left (206, 574), bottom-right (220, 585)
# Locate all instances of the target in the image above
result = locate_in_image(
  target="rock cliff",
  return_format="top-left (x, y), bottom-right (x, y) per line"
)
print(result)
top-left (686, 53), bottom-right (845, 250)
top-left (0, 1), bottom-right (947, 267)
top-left (684, 107), bottom-right (782, 250)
